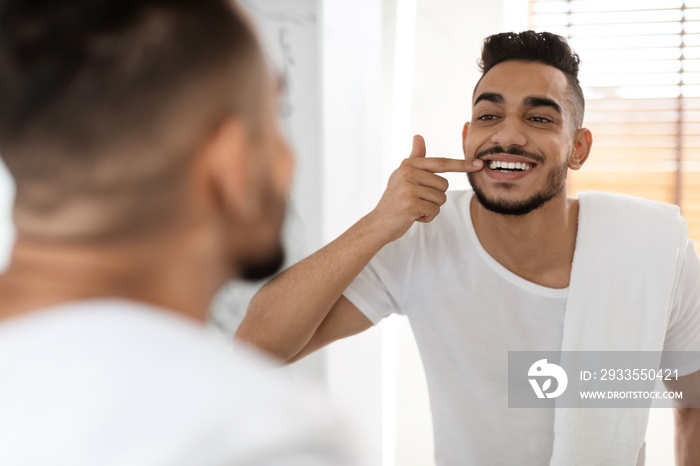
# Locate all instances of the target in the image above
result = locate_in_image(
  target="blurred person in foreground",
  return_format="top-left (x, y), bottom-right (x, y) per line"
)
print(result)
top-left (0, 1), bottom-right (354, 465)
top-left (237, 31), bottom-right (700, 465)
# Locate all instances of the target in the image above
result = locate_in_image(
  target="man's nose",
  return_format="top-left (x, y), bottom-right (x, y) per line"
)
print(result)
top-left (490, 116), bottom-right (527, 149)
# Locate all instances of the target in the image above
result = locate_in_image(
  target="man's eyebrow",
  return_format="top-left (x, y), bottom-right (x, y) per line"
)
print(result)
top-left (474, 92), bottom-right (504, 106)
top-left (523, 96), bottom-right (562, 114)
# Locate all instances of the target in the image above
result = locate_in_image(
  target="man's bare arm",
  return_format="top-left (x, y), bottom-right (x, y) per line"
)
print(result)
top-left (235, 135), bottom-right (484, 362)
top-left (664, 370), bottom-right (700, 465)
top-left (235, 215), bottom-right (387, 362)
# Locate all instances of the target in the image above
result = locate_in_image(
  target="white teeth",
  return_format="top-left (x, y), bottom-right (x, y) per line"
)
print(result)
top-left (487, 160), bottom-right (534, 171)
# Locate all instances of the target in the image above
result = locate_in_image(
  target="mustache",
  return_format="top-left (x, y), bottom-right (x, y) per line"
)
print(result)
top-left (475, 146), bottom-right (544, 164)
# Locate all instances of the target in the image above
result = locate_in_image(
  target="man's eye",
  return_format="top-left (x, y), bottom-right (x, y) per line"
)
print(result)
top-left (530, 116), bottom-right (551, 123)
top-left (478, 114), bottom-right (497, 121)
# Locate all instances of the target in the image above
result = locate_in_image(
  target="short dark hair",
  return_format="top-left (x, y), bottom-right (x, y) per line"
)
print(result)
top-left (477, 31), bottom-right (584, 128)
top-left (0, 0), bottom-right (262, 238)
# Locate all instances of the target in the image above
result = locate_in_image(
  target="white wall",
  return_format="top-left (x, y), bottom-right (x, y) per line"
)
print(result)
top-left (320, 1), bottom-right (393, 464)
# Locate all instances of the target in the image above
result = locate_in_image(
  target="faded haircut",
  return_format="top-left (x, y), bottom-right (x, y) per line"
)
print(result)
top-left (477, 31), bottom-right (585, 128)
top-left (0, 0), bottom-right (263, 239)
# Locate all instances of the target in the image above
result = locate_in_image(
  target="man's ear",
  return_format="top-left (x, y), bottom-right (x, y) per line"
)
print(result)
top-left (569, 128), bottom-right (592, 170)
top-left (202, 117), bottom-right (258, 220)
top-left (462, 122), bottom-right (470, 156)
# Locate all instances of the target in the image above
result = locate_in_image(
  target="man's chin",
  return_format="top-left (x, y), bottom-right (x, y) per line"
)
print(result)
top-left (467, 166), bottom-right (566, 217)
top-left (473, 188), bottom-right (553, 216)
top-left (239, 244), bottom-right (286, 282)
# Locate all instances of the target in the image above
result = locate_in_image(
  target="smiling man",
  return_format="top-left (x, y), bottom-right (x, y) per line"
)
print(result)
top-left (237, 31), bottom-right (700, 465)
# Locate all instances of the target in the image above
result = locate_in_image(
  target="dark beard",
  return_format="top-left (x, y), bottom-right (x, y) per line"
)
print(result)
top-left (239, 243), bottom-right (285, 282)
top-left (467, 159), bottom-right (569, 216)
top-left (238, 180), bottom-right (288, 282)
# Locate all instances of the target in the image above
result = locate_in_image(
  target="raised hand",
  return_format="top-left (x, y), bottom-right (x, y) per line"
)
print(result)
top-left (370, 134), bottom-right (483, 243)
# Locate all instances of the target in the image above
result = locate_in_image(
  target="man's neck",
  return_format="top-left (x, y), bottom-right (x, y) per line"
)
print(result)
top-left (470, 192), bottom-right (579, 289)
top-left (0, 226), bottom-right (227, 324)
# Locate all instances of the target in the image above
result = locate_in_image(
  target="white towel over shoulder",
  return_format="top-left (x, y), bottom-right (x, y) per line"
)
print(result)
top-left (550, 191), bottom-right (688, 466)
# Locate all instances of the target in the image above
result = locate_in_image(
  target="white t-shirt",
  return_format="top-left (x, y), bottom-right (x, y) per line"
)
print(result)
top-left (0, 300), bottom-right (356, 466)
top-left (344, 189), bottom-right (700, 466)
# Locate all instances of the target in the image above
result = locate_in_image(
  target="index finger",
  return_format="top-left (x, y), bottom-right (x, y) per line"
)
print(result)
top-left (406, 157), bottom-right (484, 173)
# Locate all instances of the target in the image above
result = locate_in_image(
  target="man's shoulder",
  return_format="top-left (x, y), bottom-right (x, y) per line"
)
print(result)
top-left (0, 300), bottom-right (354, 465)
top-left (577, 191), bottom-right (681, 218)
top-left (577, 190), bottom-right (685, 237)
top-left (575, 191), bottom-right (688, 268)
top-left (0, 299), bottom-right (287, 403)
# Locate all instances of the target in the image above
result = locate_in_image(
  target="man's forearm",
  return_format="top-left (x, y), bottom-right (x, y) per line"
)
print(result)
top-left (674, 408), bottom-right (700, 465)
top-left (235, 211), bottom-right (389, 360)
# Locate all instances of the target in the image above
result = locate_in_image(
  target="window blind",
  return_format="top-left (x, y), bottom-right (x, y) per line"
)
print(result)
top-left (530, 0), bottom-right (700, 253)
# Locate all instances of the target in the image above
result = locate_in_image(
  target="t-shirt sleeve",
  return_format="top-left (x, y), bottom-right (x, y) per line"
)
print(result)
top-left (343, 260), bottom-right (402, 325)
top-left (661, 240), bottom-right (700, 376)
top-left (342, 229), bottom-right (416, 325)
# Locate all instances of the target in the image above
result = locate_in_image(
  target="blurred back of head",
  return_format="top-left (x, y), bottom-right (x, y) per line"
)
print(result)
top-left (0, 0), bottom-right (263, 240)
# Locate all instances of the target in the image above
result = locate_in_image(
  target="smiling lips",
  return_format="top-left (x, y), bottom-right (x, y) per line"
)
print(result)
top-left (479, 154), bottom-right (538, 181)
top-left (487, 160), bottom-right (533, 172)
